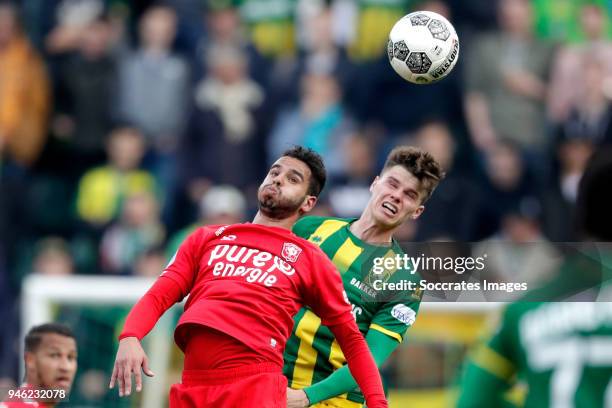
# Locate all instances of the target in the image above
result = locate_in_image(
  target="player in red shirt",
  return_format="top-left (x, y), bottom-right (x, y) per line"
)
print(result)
top-left (109, 146), bottom-right (388, 407)
top-left (2, 323), bottom-right (77, 408)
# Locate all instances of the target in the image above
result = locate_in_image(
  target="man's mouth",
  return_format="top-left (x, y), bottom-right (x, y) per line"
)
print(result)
top-left (263, 185), bottom-right (279, 194)
top-left (55, 377), bottom-right (71, 388)
top-left (382, 202), bottom-right (398, 215)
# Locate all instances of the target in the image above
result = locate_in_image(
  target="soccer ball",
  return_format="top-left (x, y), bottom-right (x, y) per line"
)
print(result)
top-left (387, 11), bottom-right (459, 84)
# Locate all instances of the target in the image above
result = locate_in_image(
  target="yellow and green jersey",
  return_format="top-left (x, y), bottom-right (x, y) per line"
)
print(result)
top-left (283, 216), bottom-right (421, 405)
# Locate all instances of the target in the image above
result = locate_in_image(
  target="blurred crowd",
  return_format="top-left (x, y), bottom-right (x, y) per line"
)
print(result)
top-left (1, 0), bottom-right (612, 391)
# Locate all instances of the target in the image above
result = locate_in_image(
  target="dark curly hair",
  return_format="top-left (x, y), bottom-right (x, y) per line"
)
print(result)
top-left (382, 146), bottom-right (444, 203)
top-left (282, 146), bottom-right (327, 197)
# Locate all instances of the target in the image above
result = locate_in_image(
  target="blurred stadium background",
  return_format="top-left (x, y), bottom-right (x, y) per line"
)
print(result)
top-left (1, 0), bottom-right (611, 406)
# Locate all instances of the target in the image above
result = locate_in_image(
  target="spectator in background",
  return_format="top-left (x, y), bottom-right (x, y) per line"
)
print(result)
top-left (548, 3), bottom-right (612, 123)
top-left (179, 44), bottom-right (266, 208)
top-left (541, 132), bottom-right (594, 242)
top-left (473, 200), bottom-right (560, 291)
top-left (53, 15), bottom-right (117, 171)
top-left (464, 0), bottom-right (555, 153)
top-left (477, 140), bottom-right (536, 239)
top-left (76, 127), bottom-right (156, 228)
top-left (551, 56), bottom-right (612, 149)
top-left (166, 185), bottom-right (247, 258)
top-left (270, 5), bottom-right (354, 112)
top-left (100, 190), bottom-right (165, 275)
top-left (133, 247), bottom-right (168, 278)
top-left (45, 0), bottom-right (106, 54)
top-left (412, 120), bottom-right (482, 241)
top-left (268, 69), bottom-right (354, 180)
top-left (327, 135), bottom-right (376, 218)
top-left (0, 2), bottom-right (51, 169)
top-left (194, 1), bottom-right (267, 86)
top-left (32, 237), bottom-right (75, 276)
top-left (117, 4), bottom-right (190, 191)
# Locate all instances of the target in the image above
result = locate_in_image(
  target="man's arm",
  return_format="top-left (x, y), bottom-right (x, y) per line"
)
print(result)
top-left (109, 276), bottom-right (183, 396)
top-left (301, 329), bottom-right (398, 405)
top-left (301, 246), bottom-right (388, 407)
top-left (328, 321), bottom-right (388, 408)
top-left (109, 228), bottom-right (206, 396)
top-left (457, 306), bottom-right (518, 408)
top-left (456, 352), bottom-right (518, 408)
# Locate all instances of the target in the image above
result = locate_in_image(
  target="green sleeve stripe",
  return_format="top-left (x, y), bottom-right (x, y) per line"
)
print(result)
top-left (369, 323), bottom-right (403, 343)
top-left (471, 345), bottom-right (516, 381)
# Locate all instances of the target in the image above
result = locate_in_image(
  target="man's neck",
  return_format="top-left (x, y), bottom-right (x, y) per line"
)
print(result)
top-left (350, 212), bottom-right (394, 244)
top-left (252, 211), bottom-right (297, 230)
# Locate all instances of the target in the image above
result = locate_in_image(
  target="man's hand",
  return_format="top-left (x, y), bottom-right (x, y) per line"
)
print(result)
top-left (109, 337), bottom-right (155, 396)
top-left (287, 387), bottom-right (309, 408)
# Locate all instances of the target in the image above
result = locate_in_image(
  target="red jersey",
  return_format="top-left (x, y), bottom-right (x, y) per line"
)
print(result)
top-left (126, 223), bottom-right (353, 366)
top-left (120, 222), bottom-right (388, 407)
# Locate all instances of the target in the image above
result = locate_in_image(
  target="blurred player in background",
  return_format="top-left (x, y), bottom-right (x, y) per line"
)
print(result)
top-left (2, 323), bottom-right (77, 408)
top-left (284, 146), bottom-right (444, 407)
top-left (109, 146), bottom-right (388, 407)
top-left (457, 148), bottom-right (612, 407)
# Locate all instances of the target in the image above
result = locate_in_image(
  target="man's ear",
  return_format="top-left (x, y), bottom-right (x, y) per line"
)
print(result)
top-left (24, 351), bottom-right (35, 378)
top-left (299, 195), bottom-right (318, 215)
top-left (411, 205), bottom-right (425, 220)
top-left (369, 176), bottom-right (380, 193)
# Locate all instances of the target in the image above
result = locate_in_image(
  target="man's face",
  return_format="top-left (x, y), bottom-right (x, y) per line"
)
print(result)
top-left (368, 165), bottom-right (425, 229)
top-left (26, 334), bottom-right (77, 393)
top-left (258, 156), bottom-right (316, 219)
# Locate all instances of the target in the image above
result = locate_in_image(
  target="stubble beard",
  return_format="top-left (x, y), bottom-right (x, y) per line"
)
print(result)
top-left (258, 187), bottom-right (305, 220)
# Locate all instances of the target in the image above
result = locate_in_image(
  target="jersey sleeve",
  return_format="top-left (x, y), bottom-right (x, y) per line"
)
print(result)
top-left (369, 289), bottom-right (420, 343)
top-left (301, 245), bottom-right (353, 327)
top-left (119, 228), bottom-right (211, 340)
top-left (161, 227), bottom-right (209, 297)
top-left (456, 306), bottom-right (519, 408)
top-left (292, 216), bottom-right (324, 239)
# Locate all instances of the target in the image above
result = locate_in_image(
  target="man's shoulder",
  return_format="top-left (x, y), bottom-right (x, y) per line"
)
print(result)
top-left (295, 215), bottom-right (352, 228)
top-left (293, 216), bottom-right (352, 238)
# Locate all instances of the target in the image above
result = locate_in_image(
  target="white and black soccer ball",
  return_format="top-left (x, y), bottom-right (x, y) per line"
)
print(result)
top-left (387, 11), bottom-right (459, 84)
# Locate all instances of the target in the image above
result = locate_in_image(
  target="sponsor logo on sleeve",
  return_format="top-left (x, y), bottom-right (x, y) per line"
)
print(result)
top-left (391, 304), bottom-right (416, 326)
top-left (281, 242), bottom-right (302, 263)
